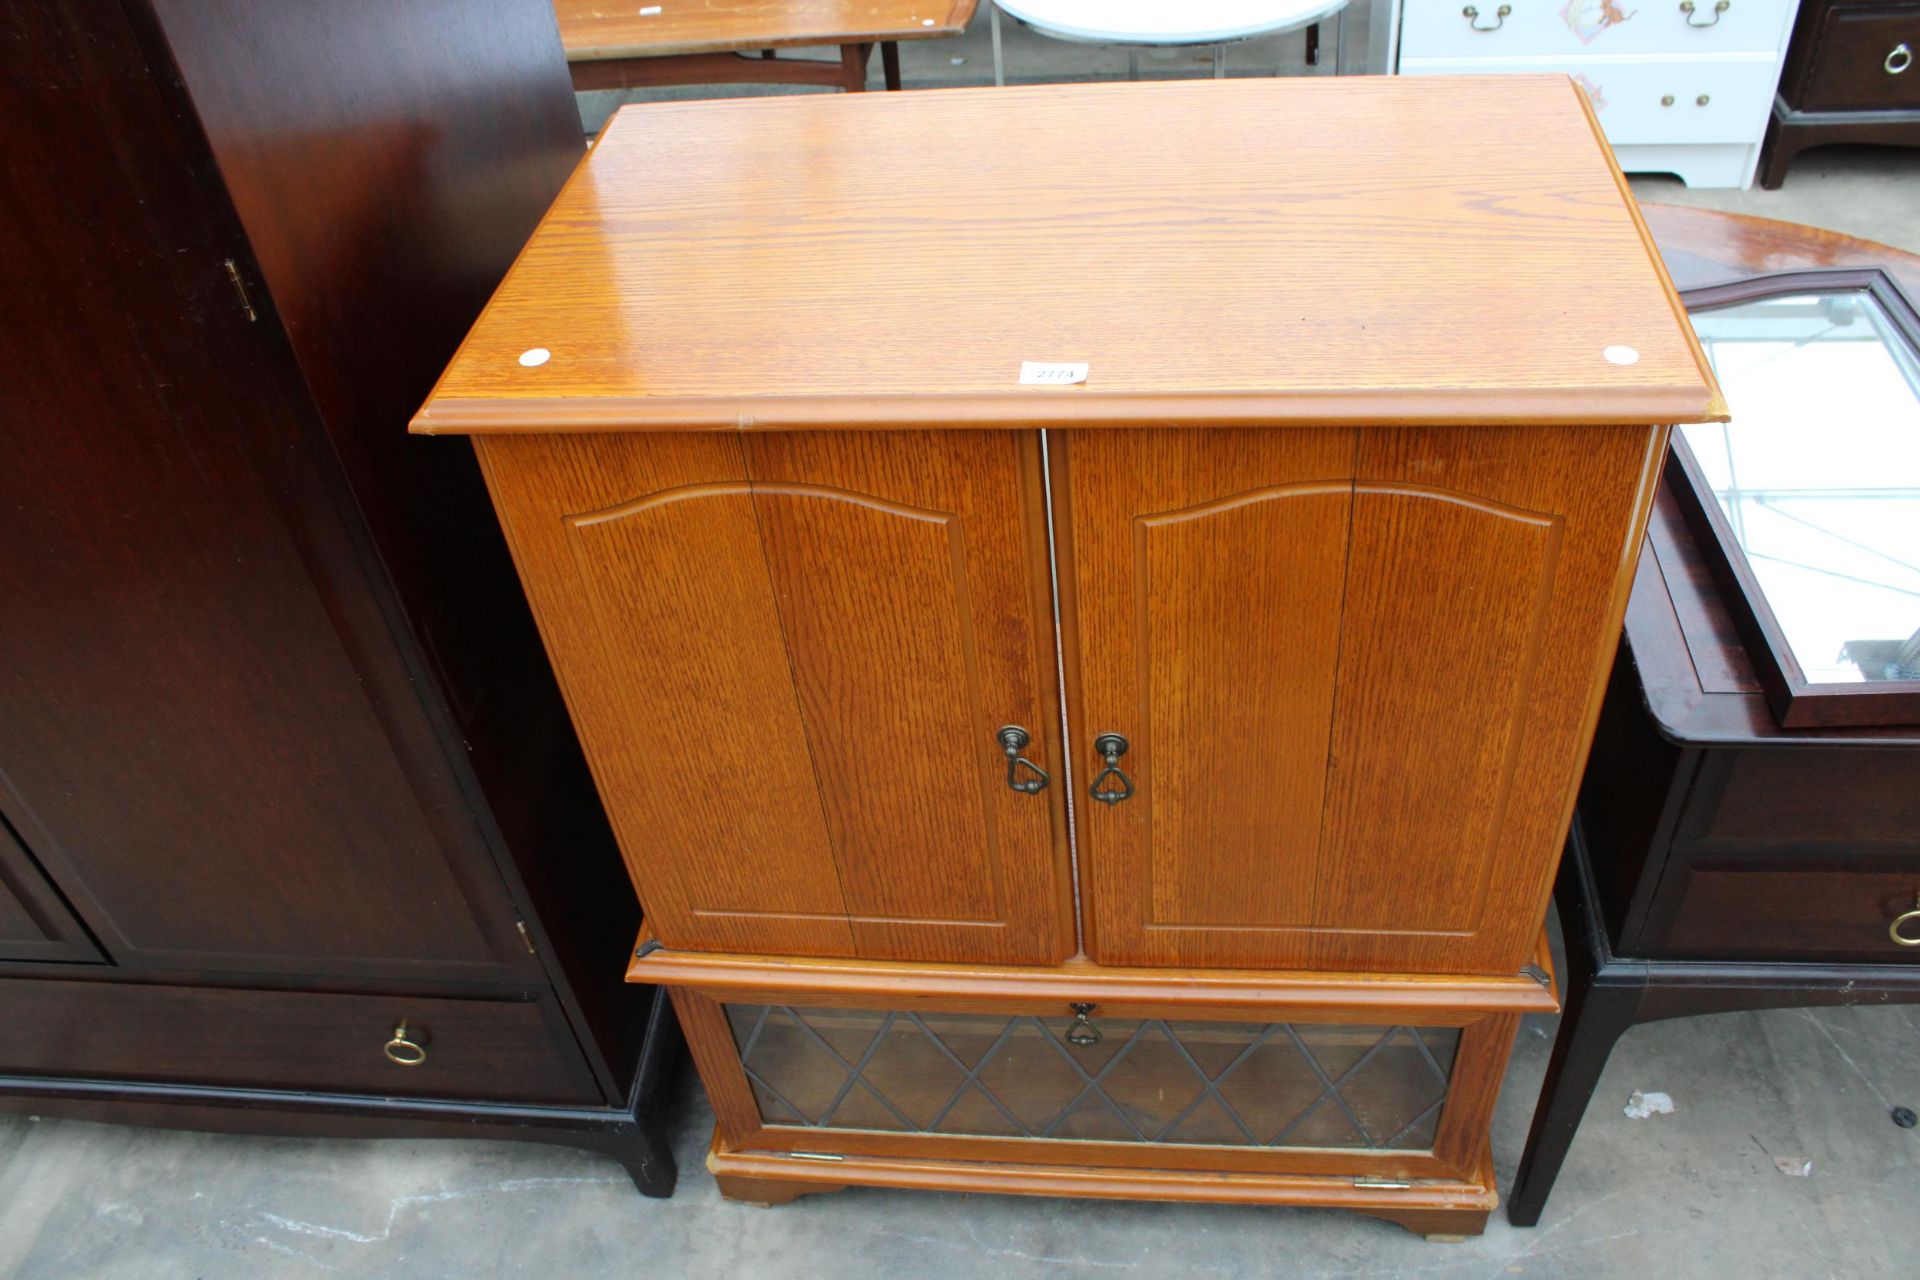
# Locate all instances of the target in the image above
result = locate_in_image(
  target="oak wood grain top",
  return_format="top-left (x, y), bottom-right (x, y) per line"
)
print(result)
top-left (553, 0), bottom-right (975, 60)
top-left (414, 77), bottom-right (1723, 434)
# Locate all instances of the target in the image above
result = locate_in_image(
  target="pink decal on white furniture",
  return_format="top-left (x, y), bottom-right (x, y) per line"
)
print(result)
top-left (1561, 1), bottom-right (1637, 43)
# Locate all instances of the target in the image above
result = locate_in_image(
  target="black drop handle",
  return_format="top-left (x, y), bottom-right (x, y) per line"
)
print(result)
top-left (997, 725), bottom-right (1050, 795)
top-left (1088, 733), bottom-right (1134, 805)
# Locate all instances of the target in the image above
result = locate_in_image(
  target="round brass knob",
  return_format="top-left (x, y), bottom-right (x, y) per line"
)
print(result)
top-left (1661, 94), bottom-right (1676, 107)
top-left (384, 1020), bottom-right (428, 1066)
top-left (1890, 896), bottom-right (1920, 947)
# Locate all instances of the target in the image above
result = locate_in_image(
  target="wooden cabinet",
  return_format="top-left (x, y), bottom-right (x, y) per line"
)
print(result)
top-left (1761, 1), bottom-right (1920, 186)
top-left (418, 77), bottom-right (1722, 1235)
top-left (0, 0), bottom-right (678, 1194)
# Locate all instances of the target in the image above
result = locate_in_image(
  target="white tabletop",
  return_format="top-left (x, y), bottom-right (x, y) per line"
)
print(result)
top-left (995, 0), bottom-right (1350, 46)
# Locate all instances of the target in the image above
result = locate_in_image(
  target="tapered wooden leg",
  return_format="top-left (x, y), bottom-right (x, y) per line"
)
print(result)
top-left (714, 1172), bottom-right (850, 1207)
top-left (881, 41), bottom-right (902, 90)
top-left (839, 42), bottom-right (872, 92)
top-left (1353, 1205), bottom-right (1491, 1240)
top-left (1507, 979), bottom-right (1642, 1226)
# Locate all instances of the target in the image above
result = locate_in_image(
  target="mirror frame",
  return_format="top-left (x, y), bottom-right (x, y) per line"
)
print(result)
top-left (1671, 268), bottom-right (1920, 729)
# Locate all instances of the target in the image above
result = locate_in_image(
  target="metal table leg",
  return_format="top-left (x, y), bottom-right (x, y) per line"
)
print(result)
top-left (991, 3), bottom-right (1005, 85)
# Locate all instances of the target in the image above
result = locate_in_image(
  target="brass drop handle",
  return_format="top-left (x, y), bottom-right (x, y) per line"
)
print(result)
top-left (1066, 1002), bottom-right (1102, 1047)
top-left (1891, 894), bottom-right (1920, 947)
top-left (1088, 733), bottom-right (1134, 805)
top-left (1890, 43), bottom-right (1913, 75)
top-left (1462, 4), bottom-right (1511, 31)
top-left (996, 725), bottom-right (1050, 794)
top-left (1680, 0), bottom-right (1730, 27)
top-left (384, 1020), bottom-right (428, 1066)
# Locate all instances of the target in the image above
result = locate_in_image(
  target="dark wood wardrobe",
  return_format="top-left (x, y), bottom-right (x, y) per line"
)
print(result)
top-left (0, 0), bottom-right (679, 1193)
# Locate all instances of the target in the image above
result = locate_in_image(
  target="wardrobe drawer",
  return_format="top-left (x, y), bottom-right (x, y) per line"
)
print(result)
top-left (1401, 55), bottom-right (1780, 144)
top-left (1652, 863), bottom-right (1920, 961)
top-left (1400, 0), bottom-right (1797, 60)
top-left (1799, 5), bottom-right (1920, 110)
top-left (0, 980), bottom-right (603, 1105)
top-left (678, 988), bottom-right (1499, 1180)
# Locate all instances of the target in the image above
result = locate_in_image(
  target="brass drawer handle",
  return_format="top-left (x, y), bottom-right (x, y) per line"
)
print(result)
top-left (1462, 5), bottom-right (1511, 32)
top-left (1088, 733), bottom-right (1134, 805)
top-left (1680, 0), bottom-right (1729, 27)
top-left (1066, 1002), bottom-right (1102, 1047)
top-left (1891, 895), bottom-right (1920, 947)
top-left (384, 1020), bottom-right (428, 1066)
top-left (996, 725), bottom-right (1050, 794)
top-left (1890, 43), bottom-right (1913, 76)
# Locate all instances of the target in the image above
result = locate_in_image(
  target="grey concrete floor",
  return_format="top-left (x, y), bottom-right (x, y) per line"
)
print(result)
top-left (8, 16), bottom-right (1920, 1280)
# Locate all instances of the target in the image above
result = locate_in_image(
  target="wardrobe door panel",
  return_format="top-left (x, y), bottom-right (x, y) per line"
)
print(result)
top-left (477, 431), bottom-right (1072, 964)
top-left (0, 813), bottom-right (101, 964)
top-left (1055, 430), bottom-right (1357, 968)
top-left (1310, 424), bottom-right (1666, 974)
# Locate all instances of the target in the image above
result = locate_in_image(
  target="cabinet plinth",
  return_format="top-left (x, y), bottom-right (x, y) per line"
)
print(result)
top-left (415, 78), bottom-right (1721, 1232)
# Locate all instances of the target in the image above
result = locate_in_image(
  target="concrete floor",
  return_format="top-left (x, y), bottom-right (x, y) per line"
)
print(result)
top-left (7, 17), bottom-right (1920, 1280)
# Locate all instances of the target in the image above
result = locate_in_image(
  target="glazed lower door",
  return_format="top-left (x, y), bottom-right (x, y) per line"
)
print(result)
top-left (476, 430), bottom-right (1074, 964)
top-left (676, 986), bottom-right (1513, 1182)
top-left (1054, 426), bottom-right (1664, 974)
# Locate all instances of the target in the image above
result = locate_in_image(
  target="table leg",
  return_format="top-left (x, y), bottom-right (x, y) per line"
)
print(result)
top-left (1128, 48), bottom-right (1140, 81)
top-left (1306, 24), bottom-right (1319, 67)
top-left (881, 41), bottom-right (902, 90)
top-left (1508, 979), bottom-right (1644, 1227)
top-left (839, 42), bottom-right (871, 92)
top-left (1331, 9), bottom-right (1345, 75)
top-left (991, 4), bottom-right (1005, 86)
top-left (1213, 45), bottom-right (1226, 78)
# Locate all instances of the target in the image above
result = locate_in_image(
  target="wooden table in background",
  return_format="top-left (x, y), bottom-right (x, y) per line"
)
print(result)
top-left (554, 0), bottom-right (978, 94)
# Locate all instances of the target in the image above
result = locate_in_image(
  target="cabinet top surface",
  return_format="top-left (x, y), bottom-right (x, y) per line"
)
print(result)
top-left (413, 77), bottom-right (1722, 434)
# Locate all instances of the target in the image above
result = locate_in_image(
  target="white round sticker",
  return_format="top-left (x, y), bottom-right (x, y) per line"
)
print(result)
top-left (519, 347), bottom-right (551, 367)
top-left (1602, 345), bottom-right (1640, 366)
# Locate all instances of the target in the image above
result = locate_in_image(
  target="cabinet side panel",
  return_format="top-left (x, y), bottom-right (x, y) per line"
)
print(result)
top-left (474, 434), bottom-right (856, 956)
top-left (1311, 424), bottom-right (1665, 974)
top-left (744, 432), bottom-right (1076, 964)
top-left (1060, 430), bottom-right (1357, 968)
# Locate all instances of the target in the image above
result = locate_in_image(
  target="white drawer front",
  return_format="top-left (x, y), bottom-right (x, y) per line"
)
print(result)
top-left (1399, 55), bottom-right (1780, 145)
top-left (1399, 0), bottom-right (1798, 61)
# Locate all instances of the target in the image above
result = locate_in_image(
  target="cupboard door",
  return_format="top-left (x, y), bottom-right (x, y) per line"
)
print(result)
top-left (1054, 430), bottom-right (1357, 968)
top-left (1062, 426), bottom-right (1663, 975)
top-left (1311, 425), bottom-right (1666, 974)
top-left (476, 431), bottom-right (1073, 964)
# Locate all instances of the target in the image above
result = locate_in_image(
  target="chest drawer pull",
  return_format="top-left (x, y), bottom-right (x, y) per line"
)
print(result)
top-left (1065, 1002), bottom-right (1103, 1046)
top-left (996, 725), bottom-right (1051, 794)
top-left (1679, 0), bottom-right (1729, 27)
top-left (1462, 4), bottom-right (1511, 31)
top-left (1891, 896), bottom-right (1920, 947)
top-left (1890, 43), bottom-right (1913, 76)
top-left (384, 1020), bottom-right (428, 1066)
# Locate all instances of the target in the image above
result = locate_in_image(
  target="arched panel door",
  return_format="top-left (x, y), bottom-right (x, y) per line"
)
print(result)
top-left (477, 430), bottom-right (1074, 965)
top-left (1061, 425), bottom-right (1663, 975)
top-left (1053, 429), bottom-right (1358, 969)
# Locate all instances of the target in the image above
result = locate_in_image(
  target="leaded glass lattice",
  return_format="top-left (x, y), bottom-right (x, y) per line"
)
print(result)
top-left (724, 1005), bottom-right (1458, 1151)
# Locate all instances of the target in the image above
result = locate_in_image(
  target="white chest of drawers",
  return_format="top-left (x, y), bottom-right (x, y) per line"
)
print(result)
top-left (1393, 1), bottom-right (1804, 187)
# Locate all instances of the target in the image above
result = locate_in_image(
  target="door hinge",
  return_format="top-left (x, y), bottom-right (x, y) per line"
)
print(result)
top-left (1520, 962), bottom-right (1551, 985)
top-left (782, 1151), bottom-right (844, 1163)
top-left (634, 938), bottom-right (665, 960)
top-left (223, 258), bottom-right (257, 321)
top-left (1353, 1176), bottom-right (1412, 1189)
top-left (515, 920), bottom-right (537, 955)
